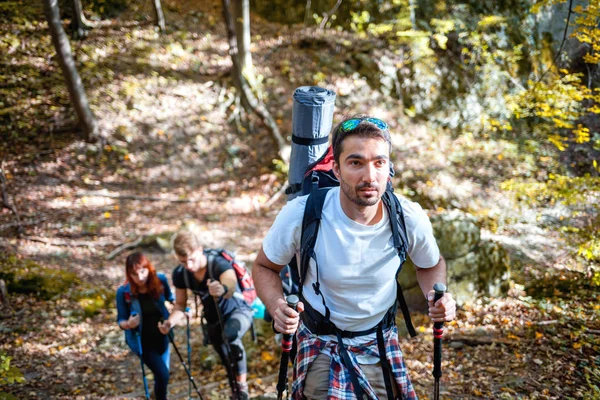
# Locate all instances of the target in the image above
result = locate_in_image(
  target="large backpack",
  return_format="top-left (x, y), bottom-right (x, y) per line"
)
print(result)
top-left (290, 145), bottom-right (417, 338)
top-left (183, 248), bottom-right (257, 307)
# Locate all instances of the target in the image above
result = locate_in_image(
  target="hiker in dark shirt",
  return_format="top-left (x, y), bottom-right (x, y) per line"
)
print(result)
top-left (116, 252), bottom-right (174, 400)
top-left (158, 230), bottom-right (253, 399)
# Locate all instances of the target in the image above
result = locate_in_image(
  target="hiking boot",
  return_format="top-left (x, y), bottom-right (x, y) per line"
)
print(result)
top-left (237, 382), bottom-right (249, 400)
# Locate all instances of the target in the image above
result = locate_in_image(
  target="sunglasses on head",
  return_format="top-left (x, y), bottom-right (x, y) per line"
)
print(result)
top-left (340, 117), bottom-right (388, 132)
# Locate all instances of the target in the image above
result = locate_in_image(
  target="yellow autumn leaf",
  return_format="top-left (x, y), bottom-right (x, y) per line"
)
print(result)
top-left (261, 351), bottom-right (275, 361)
top-left (104, 212), bottom-right (112, 218)
top-left (535, 332), bottom-right (543, 340)
top-left (573, 342), bottom-right (582, 349)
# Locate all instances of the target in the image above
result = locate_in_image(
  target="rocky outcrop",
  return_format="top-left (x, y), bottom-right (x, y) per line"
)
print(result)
top-left (398, 210), bottom-right (510, 312)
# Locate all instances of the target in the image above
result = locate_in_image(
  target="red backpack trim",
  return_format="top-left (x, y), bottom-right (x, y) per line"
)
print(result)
top-left (213, 249), bottom-right (257, 306)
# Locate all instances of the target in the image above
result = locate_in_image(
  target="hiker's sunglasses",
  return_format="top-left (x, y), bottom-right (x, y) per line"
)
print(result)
top-left (340, 117), bottom-right (388, 132)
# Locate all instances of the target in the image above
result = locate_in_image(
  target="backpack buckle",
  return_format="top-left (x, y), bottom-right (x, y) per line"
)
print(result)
top-left (312, 282), bottom-right (321, 295)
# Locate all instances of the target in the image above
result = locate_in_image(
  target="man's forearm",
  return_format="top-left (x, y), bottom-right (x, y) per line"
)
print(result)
top-left (415, 256), bottom-right (447, 298)
top-left (253, 262), bottom-right (286, 317)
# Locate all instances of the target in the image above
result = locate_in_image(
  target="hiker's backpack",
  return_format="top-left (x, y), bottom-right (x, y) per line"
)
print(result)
top-left (211, 248), bottom-right (258, 306)
top-left (183, 248), bottom-right (257, 307)
top-left (288, 145), bottom-right (417, 338)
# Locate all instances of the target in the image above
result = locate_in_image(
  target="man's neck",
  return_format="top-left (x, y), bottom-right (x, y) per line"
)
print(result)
top-left (339, 194), bottom-right (383, 226)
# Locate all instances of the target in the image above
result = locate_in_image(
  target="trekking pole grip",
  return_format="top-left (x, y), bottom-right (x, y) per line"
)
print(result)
top-left (286, 294), bottom-right (299, 311)
top-left (433, 283), bottom-right (446, 330)
top-left (282, 295), bottom-right (299, 352)
top-left (432, 282), bottom-right (446, 383)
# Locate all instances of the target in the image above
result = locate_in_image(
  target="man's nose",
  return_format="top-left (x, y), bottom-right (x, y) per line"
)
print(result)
top-left (363, 164), bottom-right (377, 182)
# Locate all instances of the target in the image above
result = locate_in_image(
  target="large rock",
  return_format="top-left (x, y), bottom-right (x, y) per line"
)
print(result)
top-left (431, 210), bottom-right (480, 259)
top-left (397, 258), bottom-right (426, 313)
top-left (397, 210), bottom-right (511, 309)
top-left (446, 252), bottom-right (480, 306)
top-left (477, 239), bottom-right (511, 298)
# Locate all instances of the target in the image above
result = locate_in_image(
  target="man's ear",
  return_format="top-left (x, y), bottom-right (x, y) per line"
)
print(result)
top-left (333, 161), bottom-right (341, 180)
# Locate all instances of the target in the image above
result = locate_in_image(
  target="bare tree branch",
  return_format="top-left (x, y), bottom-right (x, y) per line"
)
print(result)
top-left (319, 0), bottom-right (342, 30)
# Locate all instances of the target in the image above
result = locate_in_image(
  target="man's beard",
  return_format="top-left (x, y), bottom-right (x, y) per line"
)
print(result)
top-left (340, 179), bottom-right (381, 207)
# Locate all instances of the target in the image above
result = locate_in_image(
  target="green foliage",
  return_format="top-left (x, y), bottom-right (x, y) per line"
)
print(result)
top-left (0, 351), bottom-right (24, 386)
top-left (75, 288), bottom-right (116, 318)
top-left (272, 158), bottom-right (289, 181)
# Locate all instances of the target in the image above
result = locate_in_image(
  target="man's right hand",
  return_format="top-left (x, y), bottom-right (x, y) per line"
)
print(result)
top-left (271, 297), bottom-right (304, 334)
top-left (127, 314), bottom-right (140, 329)
top-left (158, 320), bottom-right (172, 335)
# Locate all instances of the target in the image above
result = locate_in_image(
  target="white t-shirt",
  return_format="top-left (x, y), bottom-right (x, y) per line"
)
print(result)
top-left (263, 187), bottom-right (439, 358)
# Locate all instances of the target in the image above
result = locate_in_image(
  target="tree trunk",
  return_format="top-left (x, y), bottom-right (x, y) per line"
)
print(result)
top-left (222, 0), bottom-right (288, 162)
top-left (151, 0), bottom-right (166, 32)
top-left (232, 0), bottom-right (252, 73)
top-left (43, 0), bottom-right (98, 142)
top-left (70, 0), bottom-right (92, 39)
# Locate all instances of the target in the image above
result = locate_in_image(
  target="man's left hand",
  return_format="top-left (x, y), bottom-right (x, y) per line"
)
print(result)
top-left (207, 279), bottom-right (225, 297)
top-left (427, 291), bottom-right (456, 323)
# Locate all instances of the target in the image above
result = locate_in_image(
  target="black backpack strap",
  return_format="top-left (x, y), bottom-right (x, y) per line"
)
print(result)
top-left (382, 189), bottom-right (417, 338)
top-left (336, 330), bottom-right (365, 399)
top-left (377, 322), bottom-right (395, 399)
top-left (299, 187), bottom-right (331, 291)
top-left (206, 251), bottom-right (216, 281)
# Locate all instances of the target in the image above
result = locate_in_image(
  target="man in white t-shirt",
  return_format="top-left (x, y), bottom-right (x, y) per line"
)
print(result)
top-left (253, 116), bottom-right (456, 399)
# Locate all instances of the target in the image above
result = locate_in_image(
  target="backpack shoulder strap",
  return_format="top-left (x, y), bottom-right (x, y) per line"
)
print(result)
top-left (299, 187), bottom-right (331, 292)
top-left (182, 265), bottom-right (192, 290)
top-left (382, 188), bottom-right (409, 256)
top-left (205, 249), bottom-right (218, 281)
top-left (382, 188), bottom-right (417, 337)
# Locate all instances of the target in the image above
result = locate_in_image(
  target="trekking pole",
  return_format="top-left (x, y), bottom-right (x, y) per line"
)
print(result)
top-left (167, 329), bottom-right (205, 400)
top-left (185, 307), bottom-right (192, 400)
top-left (432, 283), bottom-right (447, 400)
top-left (276, 294), bottom-right (299, 400)
top-left (213, 292), bottom-right (241, 400)
top-left (131, 312), bottom-right (150, 400)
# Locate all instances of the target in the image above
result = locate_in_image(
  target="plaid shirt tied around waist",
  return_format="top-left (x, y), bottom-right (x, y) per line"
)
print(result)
top-left (292, 321), bottom-right (417, 400)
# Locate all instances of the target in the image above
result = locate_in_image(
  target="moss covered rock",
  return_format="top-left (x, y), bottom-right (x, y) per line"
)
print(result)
top-left (0, 255), bottom-right (78, 300)
top-left (431, 210), bottom-right (481, 259)
top-left (0, 254), bottom-right (115, 317)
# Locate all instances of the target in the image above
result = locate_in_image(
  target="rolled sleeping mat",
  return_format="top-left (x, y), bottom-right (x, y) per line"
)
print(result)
top-left (287, 86), bottom-right (336, 201)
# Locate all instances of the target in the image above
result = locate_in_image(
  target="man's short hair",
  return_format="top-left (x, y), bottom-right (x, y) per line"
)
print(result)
top-left (172, 230), bottom-right (201, 257)
top-left (331, 115), bottom-right (392, 164)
